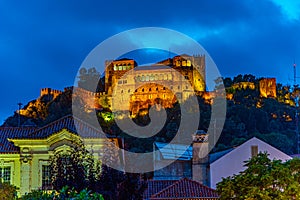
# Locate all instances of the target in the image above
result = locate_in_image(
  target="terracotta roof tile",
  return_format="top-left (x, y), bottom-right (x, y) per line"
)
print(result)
top-left (143, 180), bottom-right (177, 200)
top-left (150, 178), bottom-right (219, 200)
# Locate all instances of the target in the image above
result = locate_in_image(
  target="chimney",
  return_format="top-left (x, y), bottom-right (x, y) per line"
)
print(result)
top-left (192, 130), bottom-right (210, 186)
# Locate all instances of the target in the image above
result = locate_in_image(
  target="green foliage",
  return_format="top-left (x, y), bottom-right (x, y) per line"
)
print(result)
top-left (78, 67), bottom-right (101, 92)
top-left (0, 182), bottom-right (18, 199)
top-left (217, 153), bottom-right (300, 199)
top-left (21, 186), bottom-right (104, 200)
top-left (50, 140), bottom-right (101, 192)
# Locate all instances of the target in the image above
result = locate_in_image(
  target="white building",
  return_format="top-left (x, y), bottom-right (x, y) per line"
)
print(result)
top-left (209, 137), bottom-right (292, 189)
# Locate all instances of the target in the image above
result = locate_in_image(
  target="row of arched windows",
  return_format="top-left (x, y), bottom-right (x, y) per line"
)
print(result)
top-left (135, 74), bottom-right (172, 82)
top-left (119, 85), bottom-right (190, 94)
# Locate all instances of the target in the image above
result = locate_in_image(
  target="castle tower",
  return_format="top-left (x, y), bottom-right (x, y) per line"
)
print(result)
top-left (192, 130), bottom-right (210, 186)
top-left (191, 55), bottom-right (206, 92)
top-left (104, 59), bottom-right (137, 95)
top-left (259, 78), bottom-right (276, 98)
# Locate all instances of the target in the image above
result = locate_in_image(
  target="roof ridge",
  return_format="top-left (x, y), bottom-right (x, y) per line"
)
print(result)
top-left (0, 127), bottom-right (37, 130)
top-left (151, 178), bottom-right (218, 198)
top-left (72, 115), bottom-right (103, 132)
top-left (151, 179), bottom-right (182, 198)
top-left (28, 115), bottom-right (73, 136)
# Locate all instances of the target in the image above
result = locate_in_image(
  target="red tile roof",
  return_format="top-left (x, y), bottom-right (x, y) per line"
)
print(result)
top-left (149, 178), bottom-right (219, 200)
top-left (143, 180), bottom-right (178, 200)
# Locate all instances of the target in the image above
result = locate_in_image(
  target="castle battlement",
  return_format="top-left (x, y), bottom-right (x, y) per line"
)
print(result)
top-left (40, 88), bottom-right (62, 99)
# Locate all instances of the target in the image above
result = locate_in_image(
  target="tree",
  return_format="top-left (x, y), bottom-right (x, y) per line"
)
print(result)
top-left (117, 173), bottom-right (147, 200)
top-left (0, 182), bottom-right (17, 199)
top-left (50, 139), bottom-right (101, 193)
top-left (217, 152), bottom-right (300, 199)
top-left (78, 67), bottom-right (101, 92)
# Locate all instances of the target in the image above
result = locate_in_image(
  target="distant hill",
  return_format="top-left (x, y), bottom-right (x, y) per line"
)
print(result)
top-left (2, 74), bottom-right (299, 154)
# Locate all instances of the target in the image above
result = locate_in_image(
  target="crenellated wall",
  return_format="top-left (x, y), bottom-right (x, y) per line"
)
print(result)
top-left (40, 88), bottom-right (62, 99)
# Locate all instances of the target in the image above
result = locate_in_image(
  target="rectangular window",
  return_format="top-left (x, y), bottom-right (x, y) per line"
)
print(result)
top-left (0, 167), bottom-right (11, 183)
top-left (251, 145), bottom-right (258, 157)
top-left (42, 165), bottom-right (52, 190)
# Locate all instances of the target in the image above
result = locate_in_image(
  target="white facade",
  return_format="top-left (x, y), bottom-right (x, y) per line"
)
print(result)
top-left (210, 137), bottom-right (292, 189)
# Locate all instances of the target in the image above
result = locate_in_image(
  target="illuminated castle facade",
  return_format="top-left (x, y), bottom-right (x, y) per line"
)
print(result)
top-left (104, 55), bottom-right (206, 114)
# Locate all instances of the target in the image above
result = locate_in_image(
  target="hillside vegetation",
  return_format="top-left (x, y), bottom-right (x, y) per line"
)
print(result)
top-left (2, 74), bottom-right (299, 154)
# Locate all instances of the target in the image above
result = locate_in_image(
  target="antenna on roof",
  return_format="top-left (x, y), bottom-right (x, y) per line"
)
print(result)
top-left (291, 59), bottom-right (300, 154)
top-left (17, 102), bottom-right (22, 127)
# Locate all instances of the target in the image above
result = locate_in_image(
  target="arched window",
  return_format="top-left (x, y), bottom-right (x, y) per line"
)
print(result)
top-left (164, 74), bottom-right (168, 80)
top-left (150, 74), bottom-right (154, 81)
top-left (159, 74), bottom-right (163, 80)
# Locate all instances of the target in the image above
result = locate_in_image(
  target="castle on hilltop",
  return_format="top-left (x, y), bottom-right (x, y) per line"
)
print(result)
top-left (34, 55), bottom-right (277, 116)
top-left (104, 55), bottom-right (206, 114)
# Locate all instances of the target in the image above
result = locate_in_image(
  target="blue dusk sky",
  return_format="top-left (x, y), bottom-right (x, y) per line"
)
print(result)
top-left (0, 0), bottom-right (300, 123)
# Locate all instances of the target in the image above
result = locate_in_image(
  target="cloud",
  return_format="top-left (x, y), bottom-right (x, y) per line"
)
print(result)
top-left (0, 0), bottom-right (300, 122)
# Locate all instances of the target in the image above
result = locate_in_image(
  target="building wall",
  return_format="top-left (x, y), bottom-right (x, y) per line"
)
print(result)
top-left (259, 78), bottom-right (277, 98)
top-left (210, 137), bottom-right (291, 189)
top-left (106, 55), bottom-right (205, 115)
top-left (6, 129), bottom-right (119, 197)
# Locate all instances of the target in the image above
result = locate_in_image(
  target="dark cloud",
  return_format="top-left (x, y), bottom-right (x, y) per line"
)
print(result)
top-left (0, 0), bottom-right (299, 122)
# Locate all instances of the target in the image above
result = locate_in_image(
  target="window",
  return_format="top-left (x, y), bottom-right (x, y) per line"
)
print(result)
top-left (42, 165), bottom-right (51, 190)
top-left (187, 60), bottom-right (191, 66)
top-left (0, 166), bottom-right (11, 183)
top-left (251, 145), bottom-right (258, 157)
top-left (113, 65), bottom-right (117, 71)
top-left (118, 66), bottom-right (122, 70)
top-left (150, 75), bottom-right (154, 81)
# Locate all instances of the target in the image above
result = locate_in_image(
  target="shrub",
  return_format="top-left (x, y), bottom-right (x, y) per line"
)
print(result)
top-left (0, 182), bottom-right (18, 199)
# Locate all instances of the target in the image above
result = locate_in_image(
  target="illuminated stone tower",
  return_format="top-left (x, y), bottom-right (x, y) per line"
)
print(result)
top-left (105, 58), bottom-right (137, 95)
